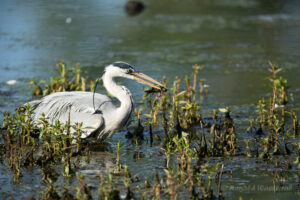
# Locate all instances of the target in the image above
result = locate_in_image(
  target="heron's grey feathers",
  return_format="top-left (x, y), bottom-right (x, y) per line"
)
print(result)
top-left (28, 91), bottom-right (115, 139)
top-left (24, 62), bottom-right (152, 142)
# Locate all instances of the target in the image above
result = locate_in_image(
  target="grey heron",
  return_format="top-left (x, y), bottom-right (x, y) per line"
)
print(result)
top-left (27, 62), bottom-right (166, 142)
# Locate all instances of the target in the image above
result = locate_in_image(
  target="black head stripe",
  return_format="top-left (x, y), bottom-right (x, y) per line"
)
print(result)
top-left (113, 62), bottom-right (134, 70)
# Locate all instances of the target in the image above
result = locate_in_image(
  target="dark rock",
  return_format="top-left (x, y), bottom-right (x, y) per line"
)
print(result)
top-left (125, 1), bottom-right (145, 16)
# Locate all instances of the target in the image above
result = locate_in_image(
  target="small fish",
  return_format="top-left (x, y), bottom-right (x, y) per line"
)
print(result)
top-left (144, 86), bottom-right (167, 94)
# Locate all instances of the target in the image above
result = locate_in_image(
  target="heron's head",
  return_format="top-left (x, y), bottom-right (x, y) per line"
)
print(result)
top-left (104, 61), bottom-right (167, 91)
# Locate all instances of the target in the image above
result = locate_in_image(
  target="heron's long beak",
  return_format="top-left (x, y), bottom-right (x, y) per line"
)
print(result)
top-left (133, 72), bottom-right (166, 91)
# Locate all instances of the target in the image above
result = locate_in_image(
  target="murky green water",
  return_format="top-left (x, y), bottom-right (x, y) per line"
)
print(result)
top-left (1, 0), bottom-right (300, 199)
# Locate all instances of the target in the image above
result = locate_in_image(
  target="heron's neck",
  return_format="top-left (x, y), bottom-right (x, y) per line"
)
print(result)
top-left (102, 73), bottom-right (133, 125)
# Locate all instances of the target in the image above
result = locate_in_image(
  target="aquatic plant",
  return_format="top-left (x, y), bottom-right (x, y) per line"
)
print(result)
top-left (247, 62), bottom-right (297, 159)
top-left (30, 60), bottom-right (94, 96)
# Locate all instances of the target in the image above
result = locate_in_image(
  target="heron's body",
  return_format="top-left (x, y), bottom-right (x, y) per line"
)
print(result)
top-left (26, 62), bottom-right (164, 142)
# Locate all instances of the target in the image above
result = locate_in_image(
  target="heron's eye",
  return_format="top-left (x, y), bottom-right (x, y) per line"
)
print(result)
top-left (127, 68), bottom-right (134, 74)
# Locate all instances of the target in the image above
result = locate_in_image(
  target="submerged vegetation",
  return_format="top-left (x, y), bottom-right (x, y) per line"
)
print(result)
top-left (1, 61), bottom-right (300, 199)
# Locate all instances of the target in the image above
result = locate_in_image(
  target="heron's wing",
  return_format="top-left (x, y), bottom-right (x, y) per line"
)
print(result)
top-left (27, 91), bottom-right (113, 138)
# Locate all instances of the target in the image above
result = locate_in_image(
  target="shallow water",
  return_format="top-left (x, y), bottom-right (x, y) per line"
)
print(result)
top-left (1, 0), bottom-right (300, 199)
